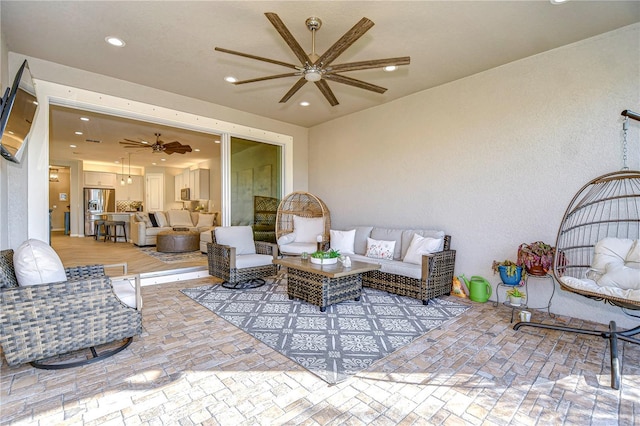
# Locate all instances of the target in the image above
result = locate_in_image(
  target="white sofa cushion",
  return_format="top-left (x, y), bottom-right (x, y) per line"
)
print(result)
top-left (330, 229), bottom-right (356, 254)
top-left (353, 226), bottom-right (374, 255)
top-left (154, 211), bottom-right (168, 227)
top-left (366, 238), bottom-right (396, 260)
top-left (215, 226), bottom-right (256, 255)
top-left (13, 239), bottom-right (67, 286)
top-left (370, 228), bottom-right (403, 260)
top-left (350, 254), bottom-right (422, 280)
top-left (167, 209), bottom-right (194, 227)
top-left (293, 216), bottom-right (324, 243)
top-left (196, 213), bottom-right (215, 228)
top-left (403, 234), bottom-right (444, 265)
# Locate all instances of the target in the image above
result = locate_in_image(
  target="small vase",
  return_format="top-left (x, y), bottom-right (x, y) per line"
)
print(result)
top-left (509, 296), bottom-right (522, 306)
top-left (498, 265), bottom-right (522, 285)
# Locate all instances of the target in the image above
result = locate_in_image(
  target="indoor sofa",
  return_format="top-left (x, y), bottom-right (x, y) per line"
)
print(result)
top-left (330, 226), bottom-right (456, 304)
top-left (130, 210), bottom-right (216, 248)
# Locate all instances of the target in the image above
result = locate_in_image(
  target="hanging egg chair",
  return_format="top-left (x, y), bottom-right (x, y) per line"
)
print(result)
top-left (515, 110), bottom-right (640, 390)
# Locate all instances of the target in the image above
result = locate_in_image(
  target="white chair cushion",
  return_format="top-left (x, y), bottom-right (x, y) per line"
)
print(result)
top-left (330, 229), bottom-right (356, 254)
top-left (111, 277), bottom-right (139, 308)
top-left (167, 210), bottom-right (194, 227)
top-left (402, 234), bottom-right (443, 265)
top-left (235, 253), bottom-right (274, 269)
top-left (588, 238), bottom-right (636, 281)
top-left (292, 216), bottom-right (324, 243)
top-left (597, 263), bottom-right (640, 290)
top-left (215, 226), bottom-right (256, 255)
top-left (626, 240), bottom-right (640, 269)
top-left (13, 239), bottom-right (67, 286)
top-left (196, 213), bottom-right (215, 228)
top-left (279, 242), bottom-right (316, 255)
top-left (366, 238), bottom-right (396, 260)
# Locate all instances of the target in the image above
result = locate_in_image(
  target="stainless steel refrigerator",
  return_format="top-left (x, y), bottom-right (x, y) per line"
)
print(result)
top-left (84, 188), bottom-right (115, 236)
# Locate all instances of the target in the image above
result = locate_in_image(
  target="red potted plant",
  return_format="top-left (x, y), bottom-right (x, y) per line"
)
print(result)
top-left (517, 241), bottom-right (555, 276)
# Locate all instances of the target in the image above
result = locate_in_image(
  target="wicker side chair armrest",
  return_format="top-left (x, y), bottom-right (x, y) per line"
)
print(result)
top-left (255, 241), bottom-right (278, 258)
top-left (0, 276), bottom-right (142, 367)
top-left (64, 264), bottom-right (105, 280)
top-left (421, 248), bottom-right (457, 299)
top-left (207, 242), bottom-right (236, 270)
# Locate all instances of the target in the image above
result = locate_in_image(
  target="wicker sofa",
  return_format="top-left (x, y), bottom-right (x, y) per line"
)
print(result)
top-left (331, 226), bottom-right (456, 305)
top-left (0, 248), bottom-right (142, 368)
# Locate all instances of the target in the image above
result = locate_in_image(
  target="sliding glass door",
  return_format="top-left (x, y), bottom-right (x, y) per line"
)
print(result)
top-left (230, 137), bottom-right (282, 242)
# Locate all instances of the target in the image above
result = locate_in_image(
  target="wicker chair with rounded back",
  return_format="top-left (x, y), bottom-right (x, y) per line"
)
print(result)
top-left (275, 191), bottom-right (331, 256)
top-left (514, 170), bottom-right (640, 389)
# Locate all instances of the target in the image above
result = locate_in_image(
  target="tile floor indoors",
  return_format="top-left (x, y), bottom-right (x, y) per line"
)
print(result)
top-left (1, 277), bottom-right (639, 425)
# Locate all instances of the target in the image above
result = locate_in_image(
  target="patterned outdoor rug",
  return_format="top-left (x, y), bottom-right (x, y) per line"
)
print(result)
top-left (138, 247), bottom-right (207, 264)
top-left (181, 281), bottom-right (469, 384)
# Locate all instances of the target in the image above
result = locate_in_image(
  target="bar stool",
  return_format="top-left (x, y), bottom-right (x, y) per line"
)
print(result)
top-left (94, 220), bottom-right (106, 241)
top-left (104, 220), bottom-right (127, 243)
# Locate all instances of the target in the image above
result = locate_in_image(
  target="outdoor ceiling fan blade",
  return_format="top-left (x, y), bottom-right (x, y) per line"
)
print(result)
top-left (327, 56), bottom-right (411, 73)
top-left (279, 78), bottom-right (308, 103)
top-left (122, 138), bottom-right (145, 144)
top-left (315, 80), bottom-right (339, 106)
top-left (325, 74), bottom-right (387, 94)
top-left (234, 72), bottom-right (299, 85)
top-left (119, 141), bottom-right (145, 146)
top-left (162, 142), bottom-right (182, 149)
top-left (215, 47), bottom-right (299, 70)
top-left (264, 13), bottom-right (310, 65)
top-left (315, 17), bottom-right (374, 66)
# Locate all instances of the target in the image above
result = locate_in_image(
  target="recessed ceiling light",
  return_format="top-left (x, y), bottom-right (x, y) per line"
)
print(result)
top-left (383, 65), bottom-right (397, 72)
top-left (80, 117), bottom-right (90, 122)
top-left (161, 158), bottom-right (166, 162)
top-left (105, 36), bottom-right (125, 47)
top-left (194, 148), bottom-right (201, 152)
top-left (115, 160), bottom-right (120, 164)
top-left (75, 131), bottom-right (83, 135)
top-left (224, 76), bottom-right (237, 83)
top-left (550, 0), bottom-right (569, 3)
top-left (69, 144), bottom-right (77, 148)
top-left (300, 101), bottom-right (310, 107)
top-left (152, 162), bottom-right (157, 166)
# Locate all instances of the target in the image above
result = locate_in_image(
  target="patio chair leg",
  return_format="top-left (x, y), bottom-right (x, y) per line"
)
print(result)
top-left (609, 321), bottom-right (620, 390)
top-left (30, 337), bottom-right (133, 370)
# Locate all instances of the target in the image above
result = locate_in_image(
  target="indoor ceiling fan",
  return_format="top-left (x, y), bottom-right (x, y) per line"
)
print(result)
top-left (215, 12), bottom-right (410, 106)
top-left (119, 133), bottom-right (192, 155)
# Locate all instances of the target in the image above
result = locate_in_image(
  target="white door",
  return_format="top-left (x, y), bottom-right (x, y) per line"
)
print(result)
top-left (145, 173), bottom-right (164, 212)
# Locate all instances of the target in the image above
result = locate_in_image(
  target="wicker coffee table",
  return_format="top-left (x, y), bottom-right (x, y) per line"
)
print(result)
top-left (273, 257), bottom-right (381, 312)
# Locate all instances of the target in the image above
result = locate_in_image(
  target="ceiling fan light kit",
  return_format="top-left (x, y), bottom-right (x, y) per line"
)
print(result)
top-left (119, 132), bottom-right (192, 155)
top-left (215, 12), bottom-right (410, 106)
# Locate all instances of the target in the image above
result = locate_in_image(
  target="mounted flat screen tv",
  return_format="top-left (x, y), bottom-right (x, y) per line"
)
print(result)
top-left (0, 60), bottom-right (37, 164)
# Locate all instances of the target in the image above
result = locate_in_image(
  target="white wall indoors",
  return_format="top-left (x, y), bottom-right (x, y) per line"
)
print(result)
top-left (309, 24), bottom-right (640, 328)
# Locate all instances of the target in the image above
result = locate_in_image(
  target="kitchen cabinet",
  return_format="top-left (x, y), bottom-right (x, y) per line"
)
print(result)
top-left (84, 171), bottom-right (116, 188)
top-left (174, 170), bottom-right (189, 201)
top-left (189, 168), bottom-right (210, 200)
top-left (115, 175), bottom-right (144, 201)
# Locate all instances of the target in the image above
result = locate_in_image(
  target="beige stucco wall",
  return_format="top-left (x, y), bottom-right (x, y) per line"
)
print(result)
top-left (309, 24), bottom-right (640, 326)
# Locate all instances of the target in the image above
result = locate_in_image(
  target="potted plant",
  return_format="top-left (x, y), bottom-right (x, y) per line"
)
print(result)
top-left (492, 259), bottom-right (523, 285)
top-left (517, 241), bottom-right (555, 276)
top-left (505, 287), bottom-right (526, 306)
top-left (310, 249), bottom-right (341, 265)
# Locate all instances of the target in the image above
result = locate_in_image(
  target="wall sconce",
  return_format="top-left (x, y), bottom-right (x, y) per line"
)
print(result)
top-left (49, 168), bottom-right (59, 182)
top-left (127, 153), bottom-right (133, 184)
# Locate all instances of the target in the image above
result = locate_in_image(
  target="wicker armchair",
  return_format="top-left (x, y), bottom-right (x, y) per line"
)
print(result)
top-left (207, 226), bottom-right (278, 288)
top-left (0, 249), bottom-right (142, 369)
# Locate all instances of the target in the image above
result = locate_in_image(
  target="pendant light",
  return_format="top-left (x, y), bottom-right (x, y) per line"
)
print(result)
top-left (127, 153), bottom-right (133, 184)
top-left (120, 157), bottom-right (125, 186)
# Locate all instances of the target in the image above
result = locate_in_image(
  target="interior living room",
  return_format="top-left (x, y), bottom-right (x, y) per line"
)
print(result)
top-left (0, 1), bottom-right (639, 424)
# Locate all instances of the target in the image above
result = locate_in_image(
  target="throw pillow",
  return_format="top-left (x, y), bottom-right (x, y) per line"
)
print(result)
top-left (330, 229), bottom-right (356, 254)
top-left (365, 237), bottom-right (396, 260)
top-left (154, 211), bottom-right (168, 227)
top-left (167, 209), bottom-right (194, 227)
top-left (135, 212), bottom-right (153, 227)
top-left (277, 232), bottom-right (296, 246)
top-left (625, 240), bottom-right (640, 269)
top-left (292, 216), bottom-right (324, 243)
top-left (13, 239), bottom-right (67, 286)
top-left (403, 234), bottom-right (443, 265)
top-left (196, 213), bottom-right (215, 228)
top-left (588, 238), bottom-right (635, 280)
top-left (215, 226), bottom-right (256, 255)
top-left (597, 262), bottom-right (640, 290)
top-left (148, 213), bottom-right (159, 227)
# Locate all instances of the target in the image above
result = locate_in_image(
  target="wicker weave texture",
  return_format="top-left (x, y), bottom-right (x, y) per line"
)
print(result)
top-left (362, 247), bottom-right (456, 304)
top-left (207, 236), bottom-right (277, 284)
top-left (275, 192), bottom-right (331, 242)
top-left (0, 250), bottom-right (18, 289)
top-left (286, 268), bottom-right (362, 310)
top-left (0, 277), bottom-right (142, 366)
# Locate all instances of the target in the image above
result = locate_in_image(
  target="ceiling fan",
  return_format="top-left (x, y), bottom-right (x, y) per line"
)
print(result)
top-left (215, 13), bottom-right (410, 106)
top-left (119, 133), bottom-right (192, 155)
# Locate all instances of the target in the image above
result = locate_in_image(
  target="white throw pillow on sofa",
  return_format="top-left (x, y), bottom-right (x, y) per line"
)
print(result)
top-left (366, 238), bottom-right (396, 260)
top-left (153, 211), bottom-right (168, 227)
top-left (330, 229), bottom-right (356, 254)
top-left (402, 234), bottom-right (443, 265)
top-left (215, 226), bottom-right (256, 255)
top-left (167, 210), bottom-right (194, 227)
top-left (196, 213), bottom-right (215, 228)
top-left (13, 239), bottom-right (67, 286)
top-left (293, 216), bottom-right (324, 243)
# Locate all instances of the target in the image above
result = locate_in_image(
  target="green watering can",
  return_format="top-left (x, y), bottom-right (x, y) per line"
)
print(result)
top-left (460, 275), bottom-right (492, 303)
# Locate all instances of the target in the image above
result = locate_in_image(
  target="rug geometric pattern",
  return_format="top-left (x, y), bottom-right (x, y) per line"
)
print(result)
top-left (181, 281), bottom-right (469, 384)
top-left (138, 246), bottom-right (207, 264)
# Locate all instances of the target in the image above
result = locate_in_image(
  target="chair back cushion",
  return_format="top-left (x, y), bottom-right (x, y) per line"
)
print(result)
top-left (13, 239), bottom-right (67, 286)
top-left (215, 226), bottom-right (256, 255)
top-left (0, 249), bottom-right (18, 288)
top-left (292, 216), bottom-right (324, 243)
